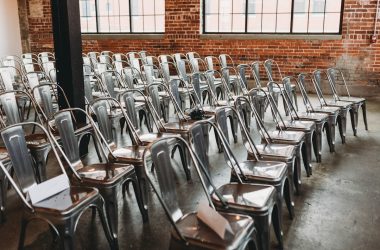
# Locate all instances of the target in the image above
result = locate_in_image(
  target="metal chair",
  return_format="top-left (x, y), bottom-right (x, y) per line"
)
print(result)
top-left (313, 69), bottom-right (353, 141)
top-left (49, 108), bottom-right (147, 240)
top-left (89, 95), bottom-right (188, 211)
top-left (327, 67), bottom-right (368, 132)
top-left (264, 59), bottom-right (298, 111)
top-left (0, 122), bottom-right (116, 249)
top-left (142, 136), bottom-right (258, 250)
top-left (192, 119), bottom-right (295, 227)
top-left (235, 94), bottom-right (307, 194)
top-left (297, 73), bottom-right (343, 151)
top-left (281, 77), bottom-right (332, 162)
top-left (264, 82), bottom-right (315, 177)
top-left (189, 122), bottom-right (284, 250)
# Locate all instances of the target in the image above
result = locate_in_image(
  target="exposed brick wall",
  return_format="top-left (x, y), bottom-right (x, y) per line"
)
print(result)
top-left (24, 0), bottom-right (380, 95)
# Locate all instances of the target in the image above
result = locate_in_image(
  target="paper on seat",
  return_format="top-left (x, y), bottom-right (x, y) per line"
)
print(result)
top-left (28, 174), bottom-right (70, 205)
top-left (197, 201), bottom-right (233, 240)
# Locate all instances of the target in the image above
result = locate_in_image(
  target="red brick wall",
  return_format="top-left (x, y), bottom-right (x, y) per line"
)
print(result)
top-left (25, 0), bottom-right (380, 95)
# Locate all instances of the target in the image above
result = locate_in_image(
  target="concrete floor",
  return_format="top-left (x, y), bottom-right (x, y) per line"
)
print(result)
top-left (0, 96), bottom-right (379, 250)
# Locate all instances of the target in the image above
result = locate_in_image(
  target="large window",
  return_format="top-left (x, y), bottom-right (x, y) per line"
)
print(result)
top-left (203, 0), bottom-right (343, 34)
top-left (80, 0), bottom-right (165, 33)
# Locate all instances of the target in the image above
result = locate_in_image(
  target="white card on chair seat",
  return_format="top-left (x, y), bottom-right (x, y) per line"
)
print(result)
top-left (197, 201), bottom-right (233, 240)
top-left (28, 174), bottom-right (70, 205)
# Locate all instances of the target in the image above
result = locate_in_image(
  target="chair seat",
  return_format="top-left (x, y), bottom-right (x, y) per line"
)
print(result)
top-left (172, 211), bottom-right (255, 249)
top-left (269, 130), bottom-right (305, 144)
top-left (33, 186), bottom-right (99, 216)
top-left (213, 183), bottom-right (276, 212)
top-left (280, 120), bottom-right (316, 132)
top-left (254, 143), bottom-right (296, 161)
top-left (313, 106), bottom-right (341, 114)
top-left (25, 133), bottom-right (51, 150)
top-left (338, 96), bottom-right (365, 103)
top-left (297, 112), bottom-right (329, 122)
top-left (326, 100), bottom-right (352, 109)
top-left (237, 160), bottom-right (287, 184)
top-left (112, 145), bottom-right (145, 164)
top-left (163, 116), bottom-right (214, 133)
top-left (77, 163), bottom-right (134, 185)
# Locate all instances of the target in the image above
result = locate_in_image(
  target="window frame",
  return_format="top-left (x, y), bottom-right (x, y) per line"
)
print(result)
top-left (202, 0), bottom-right (345, 35)
top-left (80, 0), bottom-right (165, 34)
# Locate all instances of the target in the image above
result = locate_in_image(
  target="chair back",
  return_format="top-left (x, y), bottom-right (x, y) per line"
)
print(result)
top-left (2, 124), bottom-right (42, 192)
top-left (176, 59), bottom-right (190, 83)
top-left (91, 99), bottom-right (116, 145)
top-left (123, 92), bottom-right (140, 131)
top-left (219, 54), bottom-right (234, 68)
top-left (191, 72), bottom-right (202, 105)
top-left (312, 69), bottom-right (329, 105)
top-left (84, 75), bottom-right (94, 103)
top-left (0, 67), bottom-right (15, 91)
top-left (297, 73), bottom-right (315, 112)
top-left (327, 68), bottom-right (350, 99)
top-left (100, 71), bottom-right (116, 98)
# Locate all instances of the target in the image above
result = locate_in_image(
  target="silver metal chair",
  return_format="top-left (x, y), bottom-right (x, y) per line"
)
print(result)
top-left (313, 69), bottom-right (353, 142)
top-left (265, 81), bottom-right (316, 176)
top-left (264, 59), bottom-right (298, 111)
top-left (0, 122), bottom-right (116, 249)
top-left (297, 73), bottom-right (343, 151)
top-left (142, 136), bottom-right (259, 250)
top-left (281, 77), bottom-right (332, 162)
top-left (327, 67), bottom-right (368, 132)
top-left (235, 95), bottom-right (307, 194)
top-left (49, 108), bottom-right (147, 240)
top-left (189, 121), bottom-right (284, 250)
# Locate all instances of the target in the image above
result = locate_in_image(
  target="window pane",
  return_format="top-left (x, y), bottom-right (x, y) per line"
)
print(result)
top-left (277, 0), bottom-right (292, 13)
top-left (119, 0), bottom-right (129, 15)
top-left (144, 15), bottom-right (155, 32)
top-left (262, 0), bottom-right (277, 13)
top-left (120, 16), bottom-right (130, 32)
top-left (276, 13), bottom-right (290, 32)
top-left (308, 13), bottom-right (324, 32)
top-left (248, 0), bottom-right (262, 14)
top-left (220, 0), bottom-right (232, 14)
top-left (98, 16), bottom-right (110, 32)
top-left (294, 0), bottom-right (309, 13)
top-left (143, 0), bottom-right (155, 15)
top-left (219, 14), bottom-right (232, 32)
top-left (131, 0), bottom-right (143, 15)
top-left (324, 12), bottom-right (340, 32)
top-left (97, 0), bottom-right (109, 15)
top-left (311, 0), bottom-right (325, 13)
top-left (232, 14), bottom-right (245, 32)
top-left (132, 15), bottom-right (143, 32)
top-left (262, 13), bottom-right (276, 32)
top-left (205, 14), bottom-right (219, 32)
top-left (326, 0), bottom-right (342, 12)
top-left (155, 0), bottom-right (165, 15)
top-left (109, 16), bottom-right (120, 32)
top-left (247, 13), bottom-right (261, 32)
top-left (87, 17), bottom-right (97, 32)
top-left (292, 13), bottom-right (308, 32)
top-left (155, 15), bottom-right (165, 32)
top-left (233, 0), bottom-right (246, 13)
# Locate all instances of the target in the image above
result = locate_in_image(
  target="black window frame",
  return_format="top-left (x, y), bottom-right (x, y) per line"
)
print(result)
top-left (80, 0), bottom-right (165, 34)
top-left (202, 0), bottom-right (345, 35)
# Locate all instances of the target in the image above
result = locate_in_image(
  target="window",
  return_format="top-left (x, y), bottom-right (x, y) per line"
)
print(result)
top-left (80, 0), bottom-right (165, 33)
top-left (203, 0), bottom-right (343, 34)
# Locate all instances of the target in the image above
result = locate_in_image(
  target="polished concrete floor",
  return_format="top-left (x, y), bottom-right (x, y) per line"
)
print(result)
top-left (0, 96), bottom-right (379, 250)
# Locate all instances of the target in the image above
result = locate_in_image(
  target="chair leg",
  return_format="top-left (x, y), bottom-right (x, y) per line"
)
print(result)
top-left (312, 127), bottom-right (322, 163)
top-left (229, 114), bottom-right (238, 143)
top-left (326, 116), bottom-right (335, 153)
top-left (302, 133), bottom-right (312, 177)
top-left (18, 217), bottom-right (29, 250)
top-left (349, 107), bottom-right (358, 136)
top-left (132, 166), bottom-right (149, 221)
top-left (101, 187), bottom-right (120, 239)
top-left (56, 221), bottom-right (75, 250)
top-left (283, 179), bottom-right (294, 219)
top-left (255, 215), bottom-right (271, 250)
top-left (130, 175), bottom-right (149, 223)
top-left (272, 205), bottom-right (284, 249)
top-left (94, 199), bottom-right (119, 250)
top-left (336, 113), bottom-right (346, 144)
top-left (362, 101), bottom-right (368, 130)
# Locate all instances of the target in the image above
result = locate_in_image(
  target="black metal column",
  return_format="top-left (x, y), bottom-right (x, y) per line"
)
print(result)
top-left (50, 0), bottom-right (85, 121)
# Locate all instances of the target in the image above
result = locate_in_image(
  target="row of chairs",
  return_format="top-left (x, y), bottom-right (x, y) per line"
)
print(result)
top-left (0, 50), bottom-right (368, 249)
